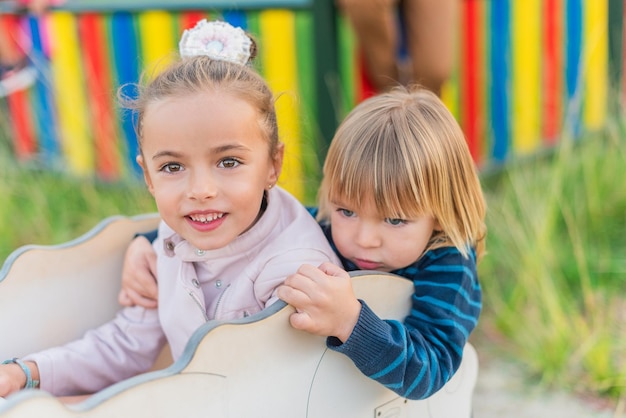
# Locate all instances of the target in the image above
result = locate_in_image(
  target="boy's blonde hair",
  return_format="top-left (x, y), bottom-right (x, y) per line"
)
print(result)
top-left (318, 86), bottom-right (486, 259)
top-left (121, 53), bottom-right (280, 158)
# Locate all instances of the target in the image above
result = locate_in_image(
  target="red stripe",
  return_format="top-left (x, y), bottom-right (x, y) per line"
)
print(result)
top-left (357, 51), bottom-right (376, 102)
top-left (7, 90), bottom-right (36, 159)
top-left (180, 11), bottom-right (207, 31)
top-left (461, 0), bottom-right (480, 163)
top-left (1, 15), bottom-right (36, 159)
top-left (78, 13), bottom-right (119, 180)
top-left (543, 0), bottom-right (561, 144)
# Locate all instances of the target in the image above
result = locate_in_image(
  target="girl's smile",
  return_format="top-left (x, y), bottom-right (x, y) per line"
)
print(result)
top-left (186, 211), bottom-right (227, 232)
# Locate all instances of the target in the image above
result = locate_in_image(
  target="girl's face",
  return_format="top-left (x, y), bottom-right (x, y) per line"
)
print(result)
top-left (329, 197), bottom-right (437, 272)
top-left (138, 91), bottom-right (282, 251)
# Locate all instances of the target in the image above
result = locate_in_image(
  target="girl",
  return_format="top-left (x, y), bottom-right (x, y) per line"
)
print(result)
top-left (0, 19), bottom-right (339, 397)
top-left (119, 87), bottom-right (486, 400)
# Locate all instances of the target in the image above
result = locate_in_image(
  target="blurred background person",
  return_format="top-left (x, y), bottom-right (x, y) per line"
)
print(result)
top-left (0, 0), bottom-right (59, 96)
top-left (338, 0), bottom-right (458, 96)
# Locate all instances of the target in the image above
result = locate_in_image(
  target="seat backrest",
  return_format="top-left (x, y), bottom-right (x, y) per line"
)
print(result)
top-left (0, 214), bottom-right (160, 359)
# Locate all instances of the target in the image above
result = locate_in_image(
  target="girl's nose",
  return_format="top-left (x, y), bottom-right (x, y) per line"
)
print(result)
top-left (186, 171), bottom-right (217, 200)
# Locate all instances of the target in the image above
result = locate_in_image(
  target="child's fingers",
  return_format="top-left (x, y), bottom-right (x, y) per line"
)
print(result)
top-left (282, 268), bottom-right (321, 294)
top-left (135, 269), bottom-right (159, 298)
top-left (118, 288), bottom-right (158, 309)
top-left (317, 262), bottom-right (350, 278)
top-left (118, 289), bottom-right (132, 306)
top-left (288, 310), bottom-right (314, 332)
top-left (276, 283), bottom-right (311, 308)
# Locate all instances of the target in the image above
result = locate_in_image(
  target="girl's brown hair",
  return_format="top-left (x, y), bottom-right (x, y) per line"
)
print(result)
top-left (120, 47), bottom-right (279, 159)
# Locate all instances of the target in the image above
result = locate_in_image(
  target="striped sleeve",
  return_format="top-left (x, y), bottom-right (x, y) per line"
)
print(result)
top-left (327, 246), bottom-right (481, 400)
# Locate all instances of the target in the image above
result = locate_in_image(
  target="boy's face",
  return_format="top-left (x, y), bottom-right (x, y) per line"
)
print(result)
top-left (329, 197), bottom-right (436, 272)
top-left (137, 91), bottom-right (282, 251)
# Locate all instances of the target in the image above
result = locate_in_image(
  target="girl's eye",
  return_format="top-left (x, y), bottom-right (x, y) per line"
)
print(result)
top-left (338, 208), bottom-right (355, 218)
top-left (219, 158), bottom-right (241, 169)
top-left (160, 163), bottom-right (183, 173)
top-left (385, 218), bottom-right (407, 226)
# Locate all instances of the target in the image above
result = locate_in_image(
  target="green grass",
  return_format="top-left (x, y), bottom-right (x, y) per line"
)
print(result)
top-left (0, 164), bottom-right (156, 261)
top-left (477, 116), bottom-right (626, 400)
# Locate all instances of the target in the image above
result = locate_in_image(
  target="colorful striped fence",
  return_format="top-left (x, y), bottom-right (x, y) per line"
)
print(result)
top-left (339, 0), bottom-right (622, 169)
top-left (0, 1), bottom-right (333, 202)
top-left (0, 0), bottom-right (624, 200)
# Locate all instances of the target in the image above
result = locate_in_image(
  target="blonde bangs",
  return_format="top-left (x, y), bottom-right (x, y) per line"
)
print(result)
top-left (321, 107), bottom-right (430, 220)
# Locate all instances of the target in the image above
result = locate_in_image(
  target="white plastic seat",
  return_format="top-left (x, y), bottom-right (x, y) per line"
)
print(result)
top-left (0, 214), bottom-right (478, 418)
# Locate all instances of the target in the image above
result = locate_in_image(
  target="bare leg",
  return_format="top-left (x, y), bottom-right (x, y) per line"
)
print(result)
top-left (338, 0), bottom-right (401, 91)
top-left (0, 26), bottom-right (21, 66)
top-left (402, 0), bottom-right (459, 96)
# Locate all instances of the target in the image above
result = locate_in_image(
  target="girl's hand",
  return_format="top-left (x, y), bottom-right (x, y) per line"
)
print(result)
top-left (0, 362), bottom-right (36, 397)
top-left (277, 262), bottom-right (362, 342)
top-left (118, 236), bottom-right (159, 308)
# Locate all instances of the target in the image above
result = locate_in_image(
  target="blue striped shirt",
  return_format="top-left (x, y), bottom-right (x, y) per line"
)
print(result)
top-left (309, 208), bottom-right (482, 400)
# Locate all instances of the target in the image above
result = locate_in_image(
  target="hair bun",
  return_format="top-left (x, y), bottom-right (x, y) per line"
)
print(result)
top-left (179, 19), bottom-right (253, 65)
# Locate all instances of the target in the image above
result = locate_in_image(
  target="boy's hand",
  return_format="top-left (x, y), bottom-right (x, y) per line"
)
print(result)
top-left (277, 262), bottom-right (362, 343)
top-left (118, 236), bottom-right (159, 308)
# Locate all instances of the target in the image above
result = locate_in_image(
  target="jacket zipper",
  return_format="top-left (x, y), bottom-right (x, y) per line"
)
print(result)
top-left (188, 290), bottom-right (209, 322)
top-left (212, 284), bottom-right (231, 318)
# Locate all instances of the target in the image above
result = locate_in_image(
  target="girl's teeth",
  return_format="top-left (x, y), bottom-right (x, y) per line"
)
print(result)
top-left (191, 213), bottom-right (223, 223)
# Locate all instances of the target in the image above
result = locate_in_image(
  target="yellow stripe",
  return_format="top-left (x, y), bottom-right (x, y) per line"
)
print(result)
top-left (138, 11), bottom-right (177, 78)
top-left (441, 5), bottom-right (462, 123)
top-left (583, 0), bottom-right (608, 129)
top-left (259, 10), bottom-right (303, 200)
top-left (512, 0), bottom-right (541, 154)
top-left (48, 12), bottom-right (94, 175)
top-left (441, 76), bottom-right (460, 121)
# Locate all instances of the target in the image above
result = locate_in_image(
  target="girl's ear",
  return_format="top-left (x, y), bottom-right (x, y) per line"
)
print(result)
top-left (267, 142), bottom-right (285, 186)
top-left (136, 155), bottom-right (155, 196)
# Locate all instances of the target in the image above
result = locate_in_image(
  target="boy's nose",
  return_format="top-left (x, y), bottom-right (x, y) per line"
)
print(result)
top-left (355, 223), bottom-right (382, 248)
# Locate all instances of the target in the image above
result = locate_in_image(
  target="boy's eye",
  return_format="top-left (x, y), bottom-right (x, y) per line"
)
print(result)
top-left (160, 163), bottom-right (183, 173)
top-left (338, 208), bottom-right (355, 218)
top-left (219, 158), bottom-right (241, 169)
top-left (385, 218), bottom-right (407, 226)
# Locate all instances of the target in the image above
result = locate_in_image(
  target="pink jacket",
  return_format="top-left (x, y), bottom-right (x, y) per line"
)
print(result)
top-left (26, 187), bottom-right (340, 396)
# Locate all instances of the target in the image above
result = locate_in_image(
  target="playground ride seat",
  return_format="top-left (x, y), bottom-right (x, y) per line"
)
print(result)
top-left (0, 214), bottom-right (479, 418)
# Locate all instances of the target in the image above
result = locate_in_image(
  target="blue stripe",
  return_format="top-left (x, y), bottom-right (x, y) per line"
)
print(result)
top-left (490, 0), bottom-right (510, 162)
top-left (426, 347), bottom-right (438, 394)
top-left (417, 296), bottom-right (481, 322)
top-left (432, 327), bottom-right (464, 357)
top-left (384, 343), bottom-right (417, 390)
top-left (368, 321), bottom-right (407, 380)
top-left (424, 263), bottom-right (475, 276)
top-left (400, 344), bottom-right (429, 396)
top-left (414, 279), bottom-right (477, 303)
top-left (27, 16), bottom-right (59, 162)
top-left (223, 10), bottom-right (247, 30)
top-left (111, 12), bottom-right (141, 177)
top-left (410, 311), bottom-right (470, 340)
top-left (566, 0), bottom-right (582, 136)
top-left (402, 345), bottom-right (433, 397)
top-left (422, 247), bottom-right (458, 262)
